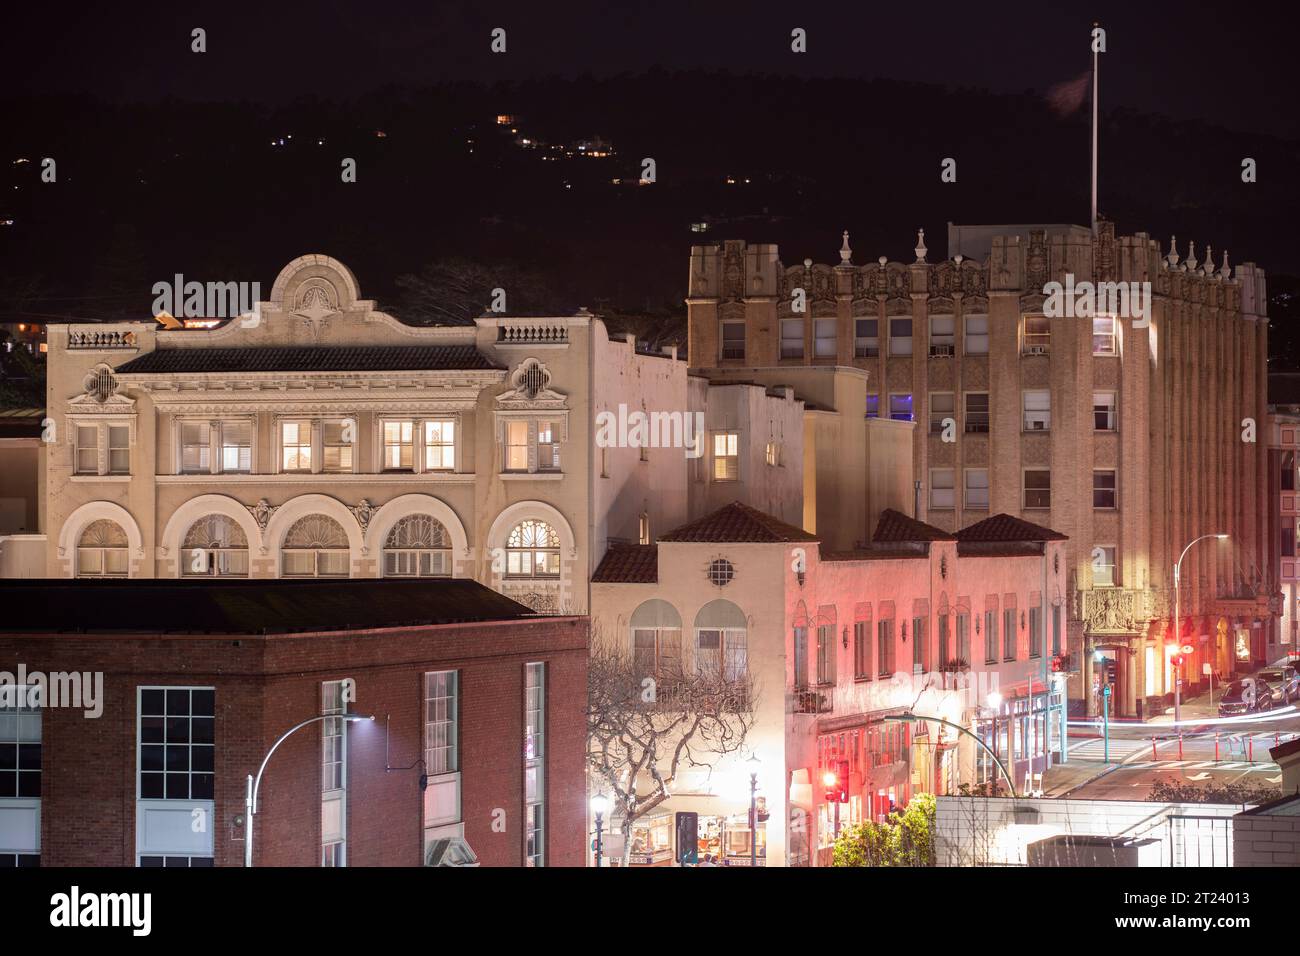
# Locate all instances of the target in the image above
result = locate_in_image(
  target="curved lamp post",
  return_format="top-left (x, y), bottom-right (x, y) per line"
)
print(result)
top-left (1173, 533), bottom-right (1229, 723)
top-left (244, 712), bottom-right (373, 867)
top-left (885, 711), bottom-right (1017, 798)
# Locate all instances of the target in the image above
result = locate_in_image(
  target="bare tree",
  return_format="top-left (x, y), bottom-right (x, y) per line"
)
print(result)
top-left (586, 628), bottom-right (756, 866)
top-left (393, 257), bottom-right (572, 325)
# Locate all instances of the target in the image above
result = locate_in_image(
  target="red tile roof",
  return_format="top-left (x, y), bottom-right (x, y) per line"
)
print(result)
top-left (956, 513), bottom-right (1068, 543)
top-left (872, 508), bottom-right (956, 542)
top-left (658, 501), bottom-right (817, 544)
top-left (591, 544), bottom-right (659, 583)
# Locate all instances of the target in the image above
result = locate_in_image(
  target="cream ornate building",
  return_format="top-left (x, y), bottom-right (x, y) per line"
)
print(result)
top-left (686, 222), bottom-right (1274, 716)
top-left (40, 254), bottom-right (749, 613)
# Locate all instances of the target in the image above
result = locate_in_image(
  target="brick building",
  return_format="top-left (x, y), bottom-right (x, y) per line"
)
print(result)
top-left (0, 577), bottom-right (586, 867)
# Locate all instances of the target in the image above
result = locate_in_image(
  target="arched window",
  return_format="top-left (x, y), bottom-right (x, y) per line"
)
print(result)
top-left (77, 519), bottom-right (129, 577)
top-left (281, 515), bottom-right (350, 577)
top-left (182, 515), bottom-right (249, 577)
top-left (694, 600), bottom-right (748, 680)
top-left (630, 599), bottom-right (683, 680)
top-left (384, 514), bottom-right (451, 577)
top-left (506, 520), bottom-right (560, 579)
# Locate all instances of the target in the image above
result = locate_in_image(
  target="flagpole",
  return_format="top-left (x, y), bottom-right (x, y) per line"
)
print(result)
top-left (1090, 21), bottom-right (1099, 235)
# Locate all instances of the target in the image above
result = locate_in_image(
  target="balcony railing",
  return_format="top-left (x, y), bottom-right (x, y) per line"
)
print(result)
top-left (68, 329), bottom-right (136, 350)
top-left (792, 687), bottom-right (831, 715)
top-left (497, 323), bottom-right (568, 345)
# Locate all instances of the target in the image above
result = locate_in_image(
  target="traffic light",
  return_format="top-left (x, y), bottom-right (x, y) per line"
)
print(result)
top-left (822, 760), bottom-right (849, 803)
top-left (1172, 654), bottom-right (1185, 667)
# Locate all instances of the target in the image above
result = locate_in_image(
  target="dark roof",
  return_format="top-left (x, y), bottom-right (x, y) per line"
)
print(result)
top-left (1270, 736), bottom-right (1300, 763)
top-left (956, 514), bottom-right (1068, 543)
top-left (1240, 791), bottom-right (1300, 816)
top-left (821, 547), bottom-right (928, 562)
top-left (592, 544), bottom-right (659, 583)
top-left (114, 345), bottom-right (500, 375)
top-left (873, 508), bottom-right (956, 543)
top-left (0, 407), bottom-right (43, 439)
top-left (0, 578), bottom-right (537, 635)
top-left (659, 501), bottom-right (817, 544)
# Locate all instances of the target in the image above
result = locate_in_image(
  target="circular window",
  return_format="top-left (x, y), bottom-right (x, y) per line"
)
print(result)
top-left (707, 558), bottom-right (735, 587)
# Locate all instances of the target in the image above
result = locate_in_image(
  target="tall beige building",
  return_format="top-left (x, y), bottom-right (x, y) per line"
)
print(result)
top-left (686, 222), bottom-right (1274, 716)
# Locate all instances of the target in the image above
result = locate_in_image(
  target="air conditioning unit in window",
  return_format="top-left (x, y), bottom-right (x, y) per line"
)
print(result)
top-left (1025, 345), bottom-right (1048, 356)
top-left (929, 344), bottom-right (954, 357)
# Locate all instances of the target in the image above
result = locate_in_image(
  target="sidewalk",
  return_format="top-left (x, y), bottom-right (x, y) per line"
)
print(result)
top-left (1145, 685), bottom-right (1220, 725)
top-left (1039, 760), bottom-right (1118, 797)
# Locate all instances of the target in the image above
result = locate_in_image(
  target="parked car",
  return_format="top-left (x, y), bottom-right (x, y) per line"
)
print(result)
top-left (1218, 678), bottom-right (1274, 716)
top-left (1255, 666), bottom-right (1299, 704)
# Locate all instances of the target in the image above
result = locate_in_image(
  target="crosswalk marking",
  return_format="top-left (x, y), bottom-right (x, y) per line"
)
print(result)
top-left (1111, 759), bottom-right (1275, 772)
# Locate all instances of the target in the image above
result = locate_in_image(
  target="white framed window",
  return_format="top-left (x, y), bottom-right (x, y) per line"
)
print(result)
top-left (639, 513), bottom-right (650, 545)
top-left (929, 314), bottom-right (955, 355)
top-left (720, 321), bottom-right (745, 360)
top-left (77, 519), bottom-right (129, 577)
top-left (1024, 469), bottom-right (1051, 509)
top-left (322, 420), bottom-right (355, 473)
top-left (180, 422), bottom-right (211, 474)
top-left (383, 514), bottom-right (451, 577)
top-left (423, 671), bottom-right (461, 834)
top-left (524, 663), bottom-right (546, 867)
top-left (382, 420), bottom-right (415, 471)
top-left (888, 317), bottom-right (913, 356)
top-left (281, 514), bottom-right (350, 577)
top-left (964, 392), bottom-right (989, 433)
top-left (1093, 315), bottom-right (1117, 355)
top-left (75, 424), bottom-right (98, 474)
top-left (1093, 470), bottom-right (1117, 509)
top-left (888, 393), bottom-right (913, 422)
top-left (182, 515), bottom-right (249, 577)
top-left (505, 420), bottom-right (531, 472)
top-left (321, 680), bottom-right (349, 867)
top-left (929, 392), bottom-right (954, 435)
top-left (713, 431), bottom-right (739, 481)
top-left (179, 419), bottom-right (254, 475)
top-left (1022, 314), bottom-right (1050, 354)
top-left (537, 421), bottom-right (560, 471)
top-left (816, 624), bottom-right (836, 685)
top-left (634, 627), bottom-right (682, 681)
top-left (506, 520), bottom-right (561, 578)
top-left (930, 468), bottom-right (955, 509)
top-left (137, 687), bottom-right (215, 801)
top-left (780, 318), bottom-right (805, 358)
top-left (965, 469), bottom-right (989, 509)
top-left (1092, 545), bottom-right (1118, 587)
top-left (964, 314), bottom-right (989, 354)
top-left (1093, 391), bottom-right (1117, 431)
top-left (0, 685), bottom-right (40, 801)
top-left (73, 421), bottom-right (132, 476)
top-left (814, 318), bottom-right (837, 358)
top-left (424, 420), bottom-right (456, 470)
top-left (220, 421), bottom-right (252, 473)
top-left (855, 318), bottom-right (879, 357)
top-left (765, 441), bottom-right (780, 467)
top-left (281, 419), bottom-right (313, 472)
top-left (1022, 390), bottom-right (1051, 431)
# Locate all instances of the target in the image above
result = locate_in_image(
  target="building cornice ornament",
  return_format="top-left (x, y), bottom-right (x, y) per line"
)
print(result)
top-left (351, 498), bottom-right (379, 539)
top-left (248, 498), bottom-right (278, 541)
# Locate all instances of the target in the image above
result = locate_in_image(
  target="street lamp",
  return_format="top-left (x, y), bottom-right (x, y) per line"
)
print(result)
top-left (746, 754), bottom-right (761, 867)
top-left (590, 793), bottom-right (608, 868)
top-left (244, 712), bottom-right (373, 867)
top-left (886, 711), bottom-right (1017, 798)
top-left (1173, 533), bottom-right (1229, 723)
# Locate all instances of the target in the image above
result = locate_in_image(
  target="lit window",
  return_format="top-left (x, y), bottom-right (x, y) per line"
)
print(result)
top-left (383, 420), bottom-right (415, 471)
top-left (865, 394), bottom-right (879, 419)
top-left (765, 441), bottom-right (779, 466)
top-left (930, 469), bottom-right (955, 509)
top-left (182, 515), bottom-right (249, 577)
top-left (323, 421), bottom-right (354, 473)
top-left (180, 423), bottom-right (211, 474)
top-left (1024, 470), bottom-right (1051, 509)
top-left (281, 420), bottom-right (313, 472)
top-left (506, 520), bottom-right (560, 578)
top-left (1093, 470), bottom-right (1117, 509)
top-left (74, 422), bottom-right (130, 476)
top-left (1023, 390), bottom-right (1051, 431)
top-left (889, 393), bottom-right (913, 422)
top-left (1092, 546), bottom-right (1118, 587)
top-left (929, 314), bottom-right (955, 355)
top-left (108, 425), bottom-right (130, 475)
top-left (713, 431), bottom-right (739, 481)
top-left (524, 663), bottom-right (546, 867)
top-left (77, 519), bottom-right (128, 577)
top-left (1022, 314), bottom-right (1050, 354)
top-left (965, 469), bottom-right (989, 509)
top-left (321, 680), bottom-right (348, 867)
top-left (537, 421), bottom-right (560, 471)
top-left (423, 420), bottom-right (455, 470)
top-left (506, 421), bottom-right (530, 472)
top-left (383, 515), bottom-right (451, 577)
top-left (964, 314), bottom-right (989, 354)
top-left (220, 422), bottom-right (252, 473)
top-left (1093, 315), bottom-right (1117, 355)
top-left (639, 513), bottom-right (650, 545)
top-left (281, 515), bottom-right (349, 577)
top-left (75, 425), bottom-right (98, 475)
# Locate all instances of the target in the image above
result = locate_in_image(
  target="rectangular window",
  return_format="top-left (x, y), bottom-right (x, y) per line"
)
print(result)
top-left (713, 431), bottom-right (739, 481)
top-left (854, 318), bottom-right (879, 357)
top-left (108, 425), bottom-right (130, 475)
top-left (765, 441), bottom-right (779, 467)
top-left (321, 680), bottom-right (348, 867)
top-left (75, 425), bottom-right (98, 475)
top-left (814, 318), bottom-right (837, 358)
top-left (1051, 604), bottom-right (1061, 656)
top-left (793, 627), bottom-right (808, 689)
top-left (138, 687), bottom-right (215, 801)
top-left (1093, 315), bottom-right (1117, 355)
top-left (984, 611), bottom-right (998, 664)
top-left (1093, 391), bottom-right (1117, 431)
top-left (220, 421), bottom-right (252, 473)
top-left (865, 394), bottom-right (879, 419)
top-left (1003, 609), bottom-right (1016, 661)
top-left (1024, 470), bottom-right (1051, 509)
top-left (877, 619), bottom-right (895, 677)
top-left (929, 392), bottom-right (954, 435)
top-left (634, 628), bottom-right (682, 681)
top-left (854, 620), bottom-right (871, 680)
top-left (911, 617), bottom-right (927, 672)
top-left (180, 423), bottom-right (211, 474)
top-left (964, 392), bottom-right (989, 433)
top-left (816, 625), bottom-right (835, 685)
top-left (938, 614), bottom-right (950, 668)
top-left (1022, 314), bottom-right (1050, 354)
top-left (888, 317), bottom-right (913, 356)
top-left (524, 663), bottom-right (545, 867)
top-left (780, 318), bottom-right (805, 359)
top-left (930, 468), bottom-right (955, 510)
top-left (0, 686), bottom-right (40, 799)
top-left (965, 469), bottom-right (989, 509)
top-left (422, 419), bottom-right (455, 471)
top-left (383, 420), bottom-right (415, 471)
top-left (424, 671), bottom-right (458, 776)
top-left (1093, 470), bottom-right (1117, 509)
top-left (929, 314), bottom-right (955, 355)
top-left (537, 421), bottom-right (560, 472)
top-left (505, 421), bottom-right (530, 472)
top-left (322, 421), bottom-right (355, 473)
top-left (1285, 527), bottom-right (1297, 558)
top-left (1093, 546), bottom-right (1118, 587)
top-left (889, 393), bottom-right (913, 422)
top-left (281, 420), bottom-right (313, 472)
top-left (1022, 390), bottom-right (1051, 431)
top-left (965, 314), bottom-right (989, 354)
top-left (721, 321), bottom-right (745, 360)
top-left (1029, 607), bottom-right (1042, 658)
top-left (956, 613), bottom-right (970, 666)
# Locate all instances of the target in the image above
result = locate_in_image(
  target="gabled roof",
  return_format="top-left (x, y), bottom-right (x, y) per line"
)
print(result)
top-left (872, 508), bottom-right (956, 543)
top-left (114, 345), bottom-right (500, 375)
top-left (592, 544), bottom-right (659, 584)
top-left (658, 501), bottom-right (817, 544)
top-left (956, 514), bottom-right (1068, 543)
top-left (0, 578), bottom-right (535, 634)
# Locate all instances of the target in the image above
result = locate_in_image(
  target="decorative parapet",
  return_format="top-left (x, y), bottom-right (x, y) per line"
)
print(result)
top-left (68, 328), bottom-right (137, 350)
top-left (497, 322), bottom-right (569, 345)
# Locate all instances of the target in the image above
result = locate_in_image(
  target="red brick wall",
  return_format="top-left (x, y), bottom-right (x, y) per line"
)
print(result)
top-left (0, 615), bottom-right (588, 867)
